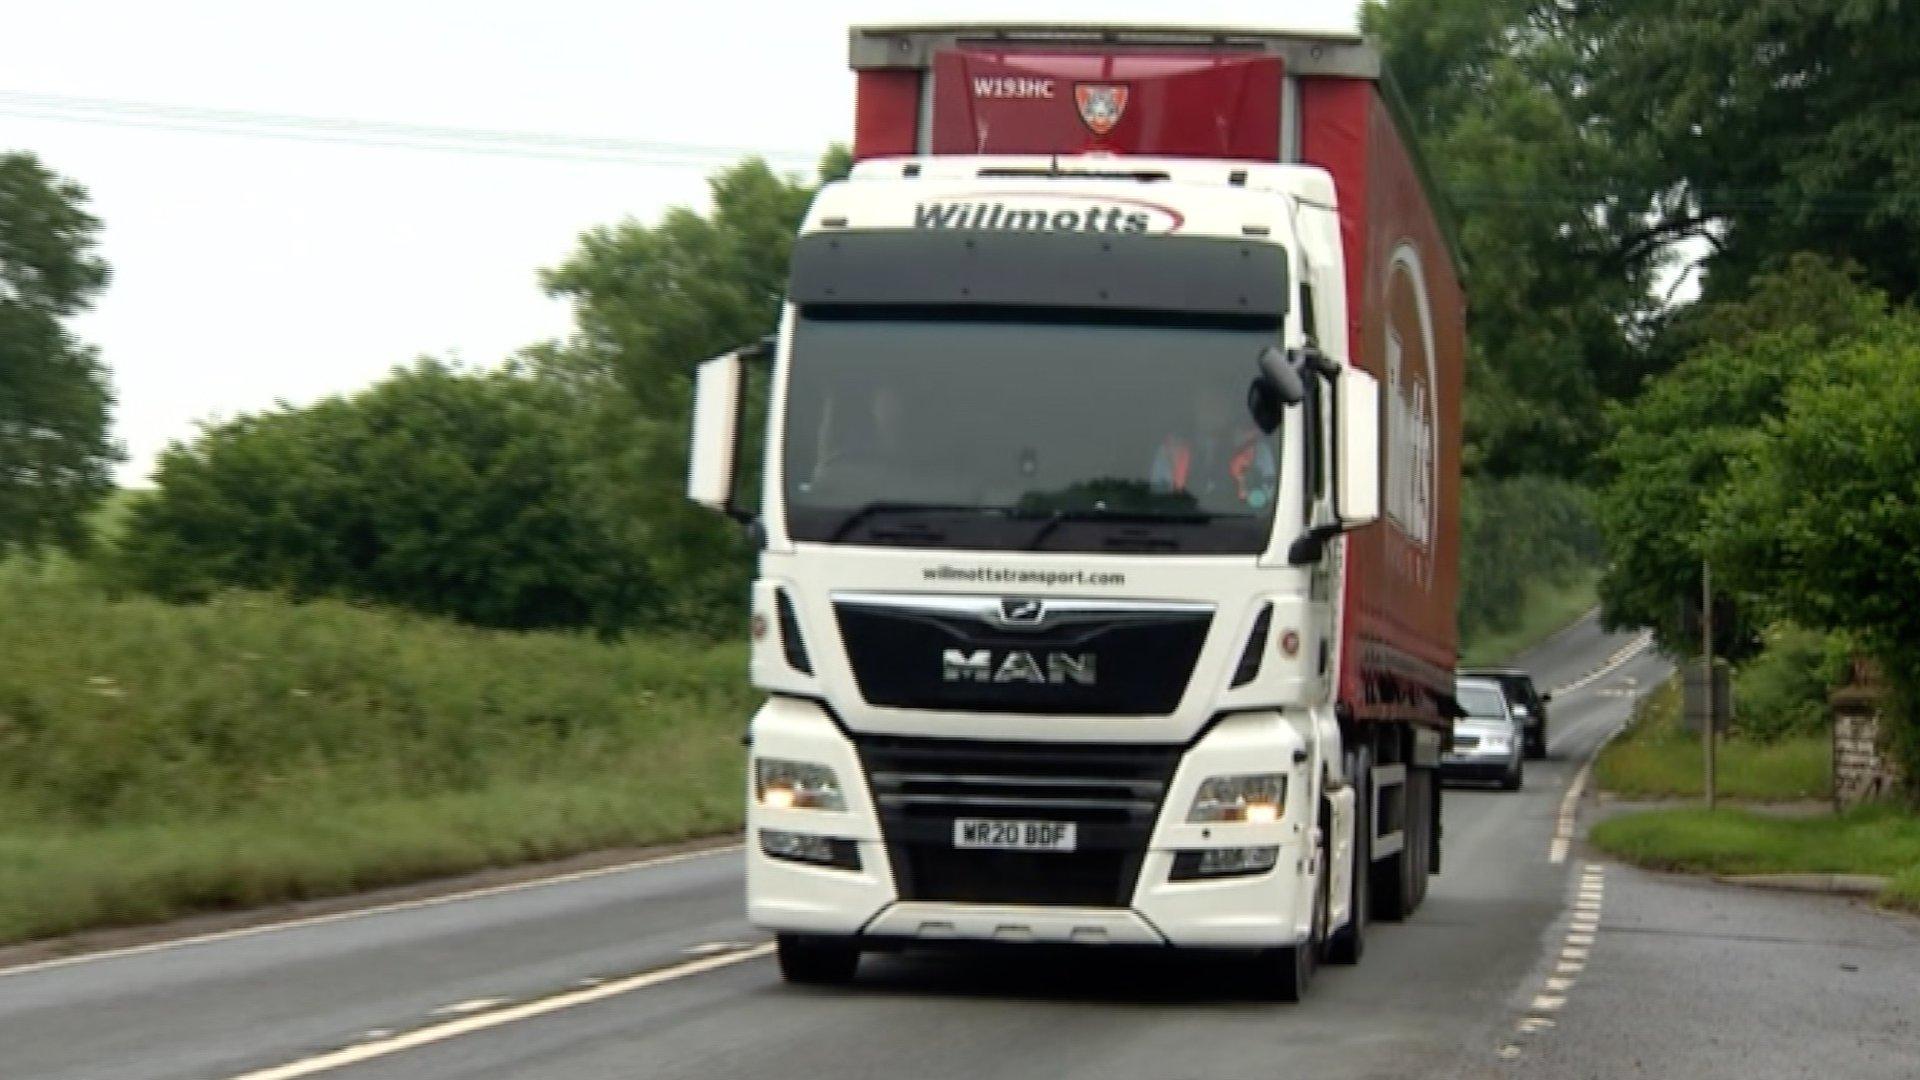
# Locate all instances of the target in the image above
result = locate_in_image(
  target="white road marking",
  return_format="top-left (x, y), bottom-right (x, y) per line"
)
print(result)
top-left (685, 940), bottom-right (754, 956)
top-left (429, 998), bottom-right (504, 1017)
top-left (1498, 1044), bottom-right (1524, 1060)
top-left (227, 942), bottom-right (774, 1080)
top-left (1506, 867), bottom-right (1606, 1057)
top-left (1551, 703), bottom-right (1636, 864)
top-left (0, 843), bottom-right (743, 980)
top-left (1550, 630), bottom-right (1654, 697)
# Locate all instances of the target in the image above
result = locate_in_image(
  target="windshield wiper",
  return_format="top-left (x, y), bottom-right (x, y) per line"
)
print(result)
top-left (1019, 508), bottom-right (1212, 551)
top-left (826, 501), bottom-right (983, 543)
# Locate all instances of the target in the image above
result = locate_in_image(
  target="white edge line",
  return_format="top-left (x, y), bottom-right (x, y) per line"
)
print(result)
top-left (229, 942), bottom-right (775, 1080)
top-left (0, 842), bottom-right (744, 980)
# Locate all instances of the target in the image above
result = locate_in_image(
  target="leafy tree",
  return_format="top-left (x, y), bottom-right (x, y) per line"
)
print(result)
top-left (1702, 307), bottom-right (1920, 653)
top-left (1587, 0), bottom-right (1920, 303)
top-left (1365, 0), bottom-right (1668, 478)
top-left (0, 152), bottom-right (119, 552)
top-left (111, 360), bottom-right (652, 633)
top-left (1700, 304), bottom-right (1920, 780)
top-left (1596, 257), bottom-right (1888, 656)
top-left (536, 151), bottom-right (849, 632)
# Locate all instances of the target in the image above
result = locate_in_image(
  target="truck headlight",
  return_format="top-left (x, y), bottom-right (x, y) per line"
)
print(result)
top-left (755, 758), bottom-right (845, 811)
top-left (1187, 773), bottom-right (1287, 824)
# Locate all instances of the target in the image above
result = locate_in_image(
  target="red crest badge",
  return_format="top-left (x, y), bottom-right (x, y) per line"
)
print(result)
top-left (1074, 83), bottom-right (1130, 136)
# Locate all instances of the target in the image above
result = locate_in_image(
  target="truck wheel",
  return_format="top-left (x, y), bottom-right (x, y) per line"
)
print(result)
top-left (1375, 766), bottom-right (1432, 919)
top-left (776, 933), bottom-right (860, 986)
top-left (1408, 767), bottom-right (1433, 907)
top-left (1325, 750), bottom-right (1369, 965)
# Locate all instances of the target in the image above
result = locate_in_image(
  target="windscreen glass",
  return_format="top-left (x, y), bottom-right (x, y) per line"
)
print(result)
top-left (1457, 685), bottom-right (1508, 719)
top-left (782, 311), bottom-right (1283, 553)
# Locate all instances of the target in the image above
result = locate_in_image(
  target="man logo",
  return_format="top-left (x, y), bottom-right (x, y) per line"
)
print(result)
top-left (943, 649), bottom-right (1097, 686)
top-left (1074, 84), bottom-right (1129, 136)
top-left (1000, 598), bottom-right (1045, 625)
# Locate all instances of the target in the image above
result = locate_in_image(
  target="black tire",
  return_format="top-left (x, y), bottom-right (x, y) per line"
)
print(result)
top-left (1406, 767), bottom-right (1432, 907)
top-left (1325, 750), bottom-right (1369, 965)
top-left (1526, 729), bottom-right (1547, 761)
top-left (1268, 938), bottom-right (1315, 1003)
top-left (1373, 764), bottom-right (1429, 920)
top-left (776, 933), bottom-right (860, 986)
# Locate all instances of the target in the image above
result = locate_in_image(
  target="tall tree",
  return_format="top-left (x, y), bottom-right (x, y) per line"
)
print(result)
top-left (1595, 256), bottom-right (1888, 656)
top-left (0, 153), bottom-right (119, 551)
top-left (1364, 0), bottom-right (1665, 478)
top-left (537, 151), bottom-right (849, 632)
top-left (1588, 0), bottom-right (1920, 303)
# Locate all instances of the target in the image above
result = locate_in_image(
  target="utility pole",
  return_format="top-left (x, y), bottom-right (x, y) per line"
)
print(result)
top-left (1703, 559), bottom-right (1717, 812)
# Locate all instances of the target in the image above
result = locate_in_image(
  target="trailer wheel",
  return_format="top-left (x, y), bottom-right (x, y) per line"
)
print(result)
top-left (1406, 766), bottom-right (1432, 908)
top-left (1325, 748), bottom-right (1369, 965)
top-left (776, 934), bottom-right (860, 986)
top-left (1373, 762), bottom-right (1433, 920)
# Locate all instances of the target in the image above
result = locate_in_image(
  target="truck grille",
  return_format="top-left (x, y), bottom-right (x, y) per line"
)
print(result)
top-left (856, 735), bottom-right (1180, 907)
top-left (833, 594), bottom-right (1212, 716)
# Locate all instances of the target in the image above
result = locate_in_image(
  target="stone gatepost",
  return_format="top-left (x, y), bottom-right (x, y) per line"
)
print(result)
top-left (1830, 656), bottom-right (1903, 809)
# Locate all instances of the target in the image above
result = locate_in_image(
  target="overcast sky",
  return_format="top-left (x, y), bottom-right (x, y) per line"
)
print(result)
top-left (3, 1), bottom-right (1359, 483)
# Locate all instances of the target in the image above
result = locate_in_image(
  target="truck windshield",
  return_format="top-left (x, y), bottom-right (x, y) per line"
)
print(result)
top-left (782, 310), bottom-right (1282, 553)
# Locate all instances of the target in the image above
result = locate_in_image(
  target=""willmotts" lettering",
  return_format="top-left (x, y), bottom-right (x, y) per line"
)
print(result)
top-left (914, 201), bottom-right (1151, 234)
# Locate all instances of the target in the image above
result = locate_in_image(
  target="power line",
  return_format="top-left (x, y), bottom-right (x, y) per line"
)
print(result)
top-left (0, 89), bottom-right (822, 171)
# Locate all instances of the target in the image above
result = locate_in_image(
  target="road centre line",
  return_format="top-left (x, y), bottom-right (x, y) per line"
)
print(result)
top-left (1551, 630), bottom-right (1653, 698)
top-left (0, 842), bottom-right (743, 980)
top-left (227, 942), bottom-right (775, 1080)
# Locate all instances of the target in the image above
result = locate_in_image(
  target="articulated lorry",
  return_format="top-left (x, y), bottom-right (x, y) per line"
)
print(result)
top-left (686, 24), bottom-right (1464, 1001)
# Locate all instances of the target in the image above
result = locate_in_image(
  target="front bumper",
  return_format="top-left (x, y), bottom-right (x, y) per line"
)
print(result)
top-left (744, 696), bottom-right (1318, 949)
top-left (1441, 745), bottom-right (1518, 782)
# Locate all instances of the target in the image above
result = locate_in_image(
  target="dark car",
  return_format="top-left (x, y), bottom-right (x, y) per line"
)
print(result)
top-left (1459, 667), bottom-right (1551, 759)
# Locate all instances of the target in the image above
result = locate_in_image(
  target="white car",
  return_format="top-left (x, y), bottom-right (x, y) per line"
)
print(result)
top-left (1444, 676), bottom-right (1524, 791)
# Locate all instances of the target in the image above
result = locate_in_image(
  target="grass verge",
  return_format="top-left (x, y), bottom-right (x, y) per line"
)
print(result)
top-left (1458, 568), bottom-right (1598, 667)
top-left (0, 563), bottom-right (753, 946)
top-left (1595, 674), bottom-right (1831, 800)
top-left (1590, 804), bottom-right (1920, 913)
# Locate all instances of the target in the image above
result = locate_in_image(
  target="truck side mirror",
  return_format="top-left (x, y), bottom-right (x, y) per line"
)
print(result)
top-left (688, 352), bottom-right (751, 522)
top-left (1256, 345), bottom-right (1306, 406)
top-left (1335, 364), bottom-right (1380, 529)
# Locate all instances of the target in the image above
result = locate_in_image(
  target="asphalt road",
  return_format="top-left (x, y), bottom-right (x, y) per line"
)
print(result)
top-left (2, 614), bottom-right (1678, 1080)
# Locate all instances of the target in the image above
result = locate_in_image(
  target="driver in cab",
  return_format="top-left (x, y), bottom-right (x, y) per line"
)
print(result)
top-left (1151, 388), bottom-right (1277, 511)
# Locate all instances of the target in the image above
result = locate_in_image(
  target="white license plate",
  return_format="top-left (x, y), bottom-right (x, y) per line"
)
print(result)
top-left (953, 818), bottom-right (1077, 852)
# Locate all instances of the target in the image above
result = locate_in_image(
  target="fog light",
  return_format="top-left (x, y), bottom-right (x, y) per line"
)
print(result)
top-left (1170, 845), bottom-right (1280, 881)
top-left (759, 829), bottom-right (861, 870)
